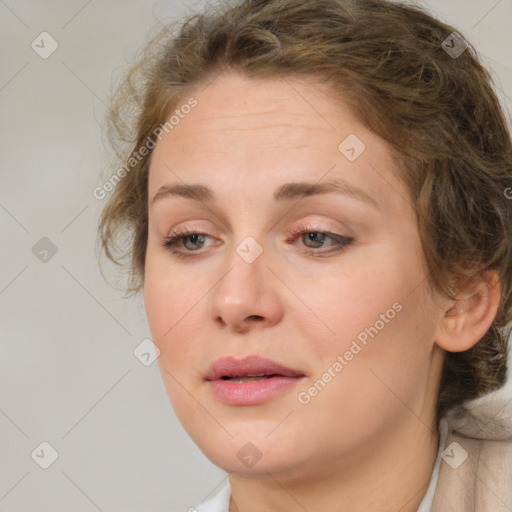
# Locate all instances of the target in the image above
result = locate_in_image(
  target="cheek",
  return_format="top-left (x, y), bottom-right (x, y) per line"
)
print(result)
top-left (294, 247), bottom-right (434, 376)
top-left (143, 249), bottom-right (208, 372)
top-left (144, 249), bottom-right (185, 350)
top-left (144, 264), bottom-right (171, 343)
top-left (288, 255), bottom-right (403, 343)
top-left (144, 265), bottom-right (200, 416)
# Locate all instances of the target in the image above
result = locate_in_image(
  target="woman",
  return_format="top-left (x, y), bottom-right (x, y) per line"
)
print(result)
top-left (98, 0), bottom-right (512, 510)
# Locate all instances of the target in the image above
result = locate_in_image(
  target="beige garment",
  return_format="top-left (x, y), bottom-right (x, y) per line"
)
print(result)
top-left (431, 381), bottom-right (512, 512)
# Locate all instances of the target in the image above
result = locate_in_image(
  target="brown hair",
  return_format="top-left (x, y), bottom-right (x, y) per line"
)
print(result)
top-left (97, 0), bottom-right (512, 423)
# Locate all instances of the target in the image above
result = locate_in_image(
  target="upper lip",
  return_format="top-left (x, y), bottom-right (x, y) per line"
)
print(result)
top-left (204, 355), bottom-right (306, 381)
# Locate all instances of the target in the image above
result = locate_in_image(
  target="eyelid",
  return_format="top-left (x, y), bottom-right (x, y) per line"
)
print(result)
top-left (288, 219), bottom-right (349, 237)
top-left (165, 220), bottom-right (342, 243)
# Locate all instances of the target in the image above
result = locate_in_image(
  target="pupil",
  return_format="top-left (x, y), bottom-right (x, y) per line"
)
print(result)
top-left (185, 234), bottom-right (204, 250)
top-left (305, 232), bottom-right (324, 247)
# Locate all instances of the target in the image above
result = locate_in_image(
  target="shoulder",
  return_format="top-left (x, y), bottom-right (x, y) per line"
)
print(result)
top-left (431, 424), bottom-right (512, 511)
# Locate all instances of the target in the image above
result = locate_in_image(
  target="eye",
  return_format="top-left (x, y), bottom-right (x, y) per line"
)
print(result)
top-left (162, 223), bottom-right (354, 259)
top-left (287, 221), bottom-right (354, 256)
top-left (162, 228), bottom-right (213, 258)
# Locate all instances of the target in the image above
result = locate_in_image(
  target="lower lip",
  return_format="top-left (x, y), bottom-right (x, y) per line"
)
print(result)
top-left (207, 376), bottom-right (304, 405)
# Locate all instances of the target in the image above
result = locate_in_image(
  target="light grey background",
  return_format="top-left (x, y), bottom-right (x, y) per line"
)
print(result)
top-left (1, 0), bottom-right (511, 511)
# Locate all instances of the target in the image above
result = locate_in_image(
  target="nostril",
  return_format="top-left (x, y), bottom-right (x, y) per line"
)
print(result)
top-left (214, 315), bottom-right (227, 327)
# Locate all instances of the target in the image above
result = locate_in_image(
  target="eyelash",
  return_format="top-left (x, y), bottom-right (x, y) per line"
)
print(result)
top-left (162, 222), bottom-right (354, 259)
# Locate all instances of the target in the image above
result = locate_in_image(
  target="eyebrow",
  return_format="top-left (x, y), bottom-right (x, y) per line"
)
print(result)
top-left (150, 179), bottom-right (379, 210)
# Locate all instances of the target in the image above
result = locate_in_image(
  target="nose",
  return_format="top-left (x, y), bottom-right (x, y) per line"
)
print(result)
top-left (208, 244), bottom-right (284, 333)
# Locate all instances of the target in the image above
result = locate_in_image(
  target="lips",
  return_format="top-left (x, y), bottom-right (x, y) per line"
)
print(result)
top-left (204, 355), bottom-right (306, 405)
top-left (204, 355), bottom-right (305, 381)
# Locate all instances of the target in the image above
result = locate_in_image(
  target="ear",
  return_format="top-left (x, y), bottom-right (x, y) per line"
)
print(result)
top-left (435, 270), bottom-right (501, 352)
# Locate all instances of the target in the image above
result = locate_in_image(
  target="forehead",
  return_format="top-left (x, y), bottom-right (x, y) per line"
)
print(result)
top-left (167, 72), bottom-right (358, 142)
top-left (147, 71), bottom-right (408, 213)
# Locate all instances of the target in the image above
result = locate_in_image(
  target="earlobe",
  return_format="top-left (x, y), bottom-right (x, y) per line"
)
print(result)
top-left (435, 270), bottom-right (501, 353)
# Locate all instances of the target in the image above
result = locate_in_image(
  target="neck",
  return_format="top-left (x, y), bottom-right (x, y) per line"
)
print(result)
top-left (228, 415), bottom-right (440, 512)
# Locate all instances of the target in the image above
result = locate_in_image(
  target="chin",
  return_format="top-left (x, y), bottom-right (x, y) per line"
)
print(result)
top-left (188, 423), bottom-right (304, 473)
top-left (209, 446), bottom-right (302, 476)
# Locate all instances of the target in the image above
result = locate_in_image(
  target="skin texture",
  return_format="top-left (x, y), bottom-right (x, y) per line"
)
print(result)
top-left (143, 71), bottom-right (499, 511)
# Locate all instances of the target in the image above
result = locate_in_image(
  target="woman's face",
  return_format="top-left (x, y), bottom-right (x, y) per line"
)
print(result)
top-left (144, 71), bottom-right (447, 477)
